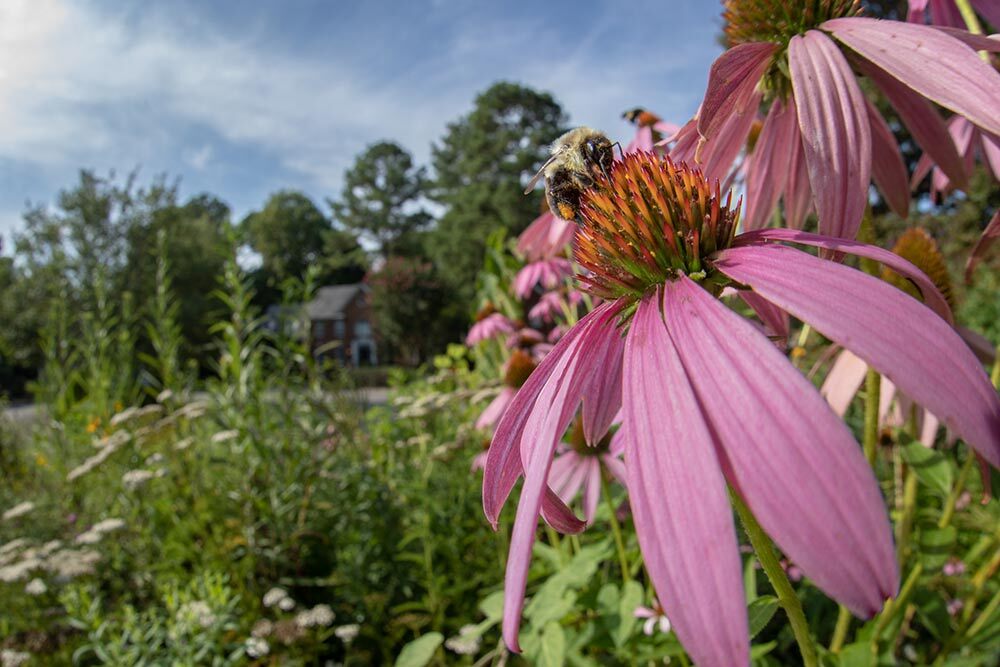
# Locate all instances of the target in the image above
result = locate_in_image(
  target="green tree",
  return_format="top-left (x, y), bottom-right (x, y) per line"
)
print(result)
top-left (330, 141), bottom-right (430, 258)
top-left (242, 190), bottom-right (331, 283)
top-left (429, 82), bottom-right (567, 306)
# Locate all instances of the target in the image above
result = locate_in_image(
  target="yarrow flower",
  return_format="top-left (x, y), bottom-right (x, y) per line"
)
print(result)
top-left (444, 624), bottom-right (482, 656)
top-left (2, 502), bottom-right (35, 521)
top-left (687, 0), bottom-right (1000, 239)
top-left (244, 636), bottom-right (269, 659)
top-left (483, 153), bottom-right (1000, 665)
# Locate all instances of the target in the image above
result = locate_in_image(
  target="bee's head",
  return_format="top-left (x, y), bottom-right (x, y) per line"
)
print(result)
top-left (582, 133), bottom-right (614, 181)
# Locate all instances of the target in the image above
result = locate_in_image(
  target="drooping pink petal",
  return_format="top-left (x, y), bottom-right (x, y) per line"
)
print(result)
top-left (601, 451), bottom-right (627, 486)
top-left (700, 91), bottom-right (762, 185)
top-left (666, 118), bottom-right (700, 162)
top-left (824, 17), bottom-right (1000, 136)
top-left (864, 96), bottom-right (910, 218)
top-left (739, 290), bottom-right (789, 344)
top-left (965, 209), bottom-right (1000, 283)
top-left (958, 326), bottom-right (998, 366)
top-left (663, 276), bottom-right (898, 617)
top-left (501, 306), bottom-right (621, 652)
top-left (785, 127), bottom-right (814, 229)
top-left (626, 125), bottom-right (655, 154)
top-left (735, 228), bottom-right (954, 322)
top-left (971, 0), bottom-right (1000, 29)
top-left (714, 243), bottom-right (1000, 468)
top-left (934, 26), bottom-right (1000, 51)
top-left (789, 31), bottom-right (871, 242)
top-left (582, 457), bottom-right (602, 524)
top-left (744, 99), bottom-right (798, 230)
top-left (582, 326), bottom-right (624, 445)
top-left (821, 349), bottom-right (869, 417)
top-left (623, 294), bottom-right (749, 666)
top-left (981, 131), bottom-right (1000, 180)
top-left (929, 0), bottom-right (966, 27)
top-left (855, 57), bottom-right (968, 190)
top-left (517, 211), bottom-right (575, 262)
top-left (697, 42), bottom-right (777, 144)
top-left (483, 304), bottom-right (612, 527)
top-left (476, 386), bottom-right (516, 431)
top-left (466, 313), bottom-right (516, 346)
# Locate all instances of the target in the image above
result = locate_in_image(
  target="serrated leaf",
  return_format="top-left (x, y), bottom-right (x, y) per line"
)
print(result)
top-left (536, 622), bottom-right (567, 667)
top-left (899, 433), bottom-right (952, 496)
top-left (528, 589), bottom-right (576, 627)
top-left (394, 632), bottom-right (443, 667)
top-left (749, 640), bottom-right (776, 659)
top-left (615, 580), bottom-right (643, 646)
top-left (748, 595), bottom-right (779, 639)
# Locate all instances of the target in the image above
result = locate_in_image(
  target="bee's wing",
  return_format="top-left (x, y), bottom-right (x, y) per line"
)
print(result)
top-left (523, 152), bottom-right (561, 195)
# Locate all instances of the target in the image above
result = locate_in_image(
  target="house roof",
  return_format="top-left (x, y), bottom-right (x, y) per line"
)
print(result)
top-left (306, 283), bottom-right (367, 320)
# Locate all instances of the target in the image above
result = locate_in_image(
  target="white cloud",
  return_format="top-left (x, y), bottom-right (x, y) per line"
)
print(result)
top-left (0, 0), bottom-right (720, 218)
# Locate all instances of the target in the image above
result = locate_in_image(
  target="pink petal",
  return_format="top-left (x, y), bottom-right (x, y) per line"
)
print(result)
top-left (825, 17), bottom-right (1000, 136)
top-left (582, 326), bottom-right (624, 444)
top-left (700, 91), bottom-right (762, 184)
top-left (500, 306), bottom-right (621, 651)
top-left (981, 132), bottom-right (1000, 180)
top-left (744, 99), bottom-right (798, 230)
top-left (739, 290), bottom-right (789, 344)
top-left (971, 0), bottom-right (1000, 29)
top-left (929, 0), bottom-right (966, 28)
top-left (626, 125), bottom-right (655, 153)
top-left (785, 121), bottom-right (814, 230)
top-left (864, 96), bottom-right (910, 218)
top-left (958, 326), bottom-right (998, 366)
top-left (821, 349), bottom-right (869, 417)
top-left (663, 276), bottom-right (898, 617)
top-left (582, 458), bottom-right (602, 524)
top-left (714, 243), bottom-right (1000, 469)
top-left (934, 26), bottom-right (1000, 52)
top-left (624, 294), bottom-right (749, 666)
top-left (483, 304), bottom-right (609, 527)
top-left (698, 42), bottom-right (777, 144)
top-left (601, 451), bottom-right (628, 486)
top-left (965, 209), bottom-right (1000, 284)
top-left (735, 228), bottom-right (954, 323)
top-left (855, 56), bottom-right (968, 190)
top-left (789, 31), bottom-right (871, 241)
top-left (666, 118), bottom-right (700, 162)
top-left (476, 387), bottom-right (516, 431)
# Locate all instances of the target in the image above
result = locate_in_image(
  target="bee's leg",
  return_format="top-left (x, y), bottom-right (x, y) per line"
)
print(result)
top-left (610, 141), bottom-right (623, 159)
top-left (546, 177), bottom-right (583, 223)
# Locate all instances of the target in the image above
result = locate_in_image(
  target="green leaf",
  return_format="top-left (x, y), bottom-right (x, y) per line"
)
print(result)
top-left (596, 583), bottom-right (620, 618)
top-left (536, 622), bottom-right (567, 667)
top-left (614, 580), bottom-right (643, 646)
top-left (899, 433), bottom-right (952, 496)
top-left (394, 632), bottom-right (443, 667)
top-left (838, 641), bottom-right (874, 667)
top-left (749, 640), bottom-right (776, 659)
top-left (479, 591), bottom-right (504, 621)
top-left (919, 525), bottom-right (956, 570)
top-left (748, 595), bottom-right (779, 639)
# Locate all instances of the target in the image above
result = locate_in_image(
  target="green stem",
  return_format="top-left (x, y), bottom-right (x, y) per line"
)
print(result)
top-left (545, 525), bottom-right (567, 565)
top-left (603, 475), bottom-right (632, 583)
top-left (992, 344), bottom-right (1000, 388)
top-left (954, 0), bottom-right (990, 61)
top-left (873, 563), bottom-right (923, 647)
top-left (829, 605), bottom-right (852, 653)
top-left (732, 491), bottom-right (818, 667)
top-left (939, 454), bottom-right (975, 529)
top-left (896, 468), bottom-right (919, 566)
top-left (863, 369), bottom-right (881, 467)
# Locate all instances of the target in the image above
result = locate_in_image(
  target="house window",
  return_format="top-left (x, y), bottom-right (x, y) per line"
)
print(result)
top-left (333, 320), bottom-right (345, 338)
top-left (354, 320), bottom-right (371, 338)
top-left (313, 321), bottom-right (327, 338)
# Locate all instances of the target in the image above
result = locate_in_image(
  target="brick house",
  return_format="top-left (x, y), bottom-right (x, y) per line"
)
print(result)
top-left (306, 283), bottom-right (377, 366)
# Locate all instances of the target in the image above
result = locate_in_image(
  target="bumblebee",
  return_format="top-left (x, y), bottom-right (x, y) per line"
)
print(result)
top-left (524, 127), bottom-right (615, 222)
top-left (622, 107), bottom-right (662, 127)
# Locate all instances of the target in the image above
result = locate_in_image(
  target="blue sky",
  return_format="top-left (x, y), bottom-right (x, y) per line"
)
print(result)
top-left (0, 0), bottom-right (724, 251)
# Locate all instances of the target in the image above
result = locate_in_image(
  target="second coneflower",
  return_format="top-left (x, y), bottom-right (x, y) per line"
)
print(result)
top-left (483, 152), bottom-right (1000, 666)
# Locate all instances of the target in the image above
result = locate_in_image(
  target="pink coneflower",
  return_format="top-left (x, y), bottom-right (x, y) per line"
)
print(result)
top-left (547, 419), bottom-right (627, 525)
top-left (912, 114), bottom-right (1000, 201)
top-left (475, 349), bottom-right (537, 432)
top-left (512, 258), bottom-right (574, 299)
top-left (527, 289), bottom-right (583, 324)
top-left (622, 108), bottom-right (681, 154)
top-left (694, 0), bottom-right (1000, 238)
top-left (517, 210), bottom-right (576, 262)
top-left (907, 0), bottom-right (1000, 30)
top-left (465, 309), bottom-right (516, 347)
top-left (483, 153), bottom-right (1000, 665)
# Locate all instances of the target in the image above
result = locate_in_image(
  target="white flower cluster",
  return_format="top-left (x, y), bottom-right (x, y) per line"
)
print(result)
top-left (244, 636), bottom-right (270, 658)
top-left (210, 429), bottom-right (240, 443)
top-left (444, 624), bottom-right (482, 656)
top-left (176, 600), bottom-right (216, 628)
top-left (1, 649), bottom-right (30, 667)
top-left (334, 623), bottom-right (359, 644)
top-left (2, 502), bottom-right (35, 521)
top-left (75, 518), bottom-right (126, 545)
top-left (68, 431), bottom-right (131, 481)
top-left (122, 468), bottom-right (166, 491)
top-left (0, 540), bottom-right (64, 582)
top-left (294, 604), bottom-right (335, 629)
top-left (262, 587), bottom-right (292, 609)
top-left (25, 577), bottom-right (47, 595)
